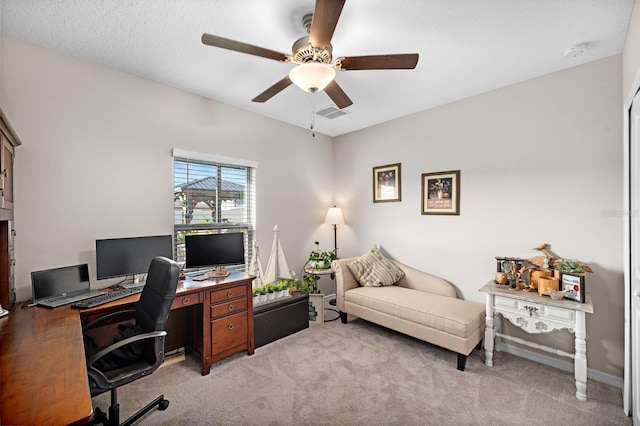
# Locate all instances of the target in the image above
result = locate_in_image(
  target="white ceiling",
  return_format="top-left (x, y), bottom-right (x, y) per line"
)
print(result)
top-left (0, 0), bottom-right (634, 137)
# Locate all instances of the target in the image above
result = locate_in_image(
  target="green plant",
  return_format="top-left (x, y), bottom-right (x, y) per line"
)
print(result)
top-left (278, 279), bottom-right (294, 291)
top-left (308, 241), bottom-right (337, 269)
top-left (296, 274), bottom-right (320, 294)
top-left (555, 259), bottom-right (586, 274)
top-left (252, 287), bottom-right (260, 297)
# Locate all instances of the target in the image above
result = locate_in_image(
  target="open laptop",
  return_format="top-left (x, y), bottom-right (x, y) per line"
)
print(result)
top-left (31, 264), bottom-right (104, 308)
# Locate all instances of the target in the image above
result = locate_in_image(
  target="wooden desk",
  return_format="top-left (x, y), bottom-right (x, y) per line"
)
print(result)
top-left (0, 271), bottom-right (254, 424)
top-left (80, 271), bottom-right (255, 375)
top-left (0, 303), bottom-right (93, 425)
top-left (480, 281), bottom-right (594, 401)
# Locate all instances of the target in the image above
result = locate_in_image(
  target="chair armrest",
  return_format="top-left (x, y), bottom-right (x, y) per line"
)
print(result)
top-left (87, 330), bottom-right (167, 367)
top-left (82, 309), bottom-right (137, 332)
top-left (332, 258), bottom-right (360, 312)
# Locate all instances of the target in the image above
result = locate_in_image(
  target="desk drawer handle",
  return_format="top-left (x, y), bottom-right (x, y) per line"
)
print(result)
top-left (523, 305), bottom-right (538, 317)
top-left (227, 291), bottom-right (234, 298)
top-left (182, 297), bottom-right (190, 305)
top-left (228, 304), bottom-right (234, 311)
top-left (228, 323), bottom-right (234, 330)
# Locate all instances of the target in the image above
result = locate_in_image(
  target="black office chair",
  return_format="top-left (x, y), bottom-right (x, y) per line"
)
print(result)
top-left (83, 256), bottom-right (179, 426)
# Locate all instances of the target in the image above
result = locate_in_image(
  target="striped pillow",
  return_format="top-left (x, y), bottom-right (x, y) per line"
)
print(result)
top-left (348, 245), bottom-right (405, 287)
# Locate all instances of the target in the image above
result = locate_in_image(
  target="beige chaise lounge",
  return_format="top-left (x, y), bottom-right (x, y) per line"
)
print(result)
top-left (332, 255), bottom-right (486, 371)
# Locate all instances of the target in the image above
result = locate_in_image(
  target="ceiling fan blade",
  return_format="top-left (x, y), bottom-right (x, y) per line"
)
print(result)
top-left (202, 33), bottom-right (289, 62)
top-left (252, 76), bottom-right (293, 103)
top-left (309, 0), bottom-right (346, 49)
top-left (324, 80), bottom-right (353, 109)
top-left (338, 54), bottom-right (419, 70)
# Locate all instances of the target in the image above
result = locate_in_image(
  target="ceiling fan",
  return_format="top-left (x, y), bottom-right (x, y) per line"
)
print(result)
top-left (201, 0), bottom-right (419, 109)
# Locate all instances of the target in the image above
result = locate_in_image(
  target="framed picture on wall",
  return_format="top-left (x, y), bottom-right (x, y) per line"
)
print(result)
top-left (373, 163), bottom-right (401, 203)
top-left (308, 293), bottom-right (325, 325)
top-left (421, 170), bottom-right (460, 215)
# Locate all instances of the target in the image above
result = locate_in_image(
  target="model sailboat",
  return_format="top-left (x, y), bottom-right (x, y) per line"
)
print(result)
top-left (262, 225), bottom-right (293, 285)
top-left (248, 242), bottom-right (265, 288)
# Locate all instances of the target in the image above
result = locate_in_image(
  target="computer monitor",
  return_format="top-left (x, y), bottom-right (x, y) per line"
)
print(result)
top-left (31, 264), bottom-right (91, 299)
top-left (184, 233), bottom-right (245, 269)
top-left (96, 235), bottom-right (173, 280)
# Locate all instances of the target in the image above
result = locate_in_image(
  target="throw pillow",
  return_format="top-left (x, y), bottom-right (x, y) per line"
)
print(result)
top-left (348, 245), bottom-right (405, 287)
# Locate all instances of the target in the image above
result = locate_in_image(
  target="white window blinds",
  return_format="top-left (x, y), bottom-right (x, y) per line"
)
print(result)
top-left (173, 149), bottom-right (256, 270)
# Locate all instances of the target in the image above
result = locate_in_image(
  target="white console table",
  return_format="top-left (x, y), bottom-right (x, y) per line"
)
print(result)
top-left (479, 281), bottom-right (594, 401)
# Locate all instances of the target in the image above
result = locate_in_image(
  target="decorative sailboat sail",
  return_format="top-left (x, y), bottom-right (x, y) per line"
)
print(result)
top-left (263, 225), bottom-right (293, 285)
top-left (248, 242), bottom-right (265, 288)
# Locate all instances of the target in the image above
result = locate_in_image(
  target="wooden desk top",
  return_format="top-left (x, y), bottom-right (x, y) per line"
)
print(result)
top-left (80, 270), bottom-right (255, 315)
top-left (0, 303), bottom-right (93, 425)
top-left (0, 270), bottom-right (255, 424)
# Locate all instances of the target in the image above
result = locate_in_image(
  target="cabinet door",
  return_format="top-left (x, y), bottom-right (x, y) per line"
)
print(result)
top-left (0, 137), bottom-right (14, 210)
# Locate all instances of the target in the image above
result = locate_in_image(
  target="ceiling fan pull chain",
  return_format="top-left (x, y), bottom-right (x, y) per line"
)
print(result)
top-left (311, 91), bottom-right (316, 138)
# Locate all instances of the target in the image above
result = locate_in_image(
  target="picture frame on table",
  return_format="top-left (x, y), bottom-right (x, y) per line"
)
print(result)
top-left (373, 163), bottom-right (401, 203)
top-left (560, 273), bottom-right (586, 303)
top-left (421, 170), bottom-right (460, 215)
top-left (308, 293), bottom-right (325, 325)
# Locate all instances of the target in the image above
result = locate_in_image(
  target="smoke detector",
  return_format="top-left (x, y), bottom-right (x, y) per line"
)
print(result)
top-left (563, 43), bottom-right (588, 59)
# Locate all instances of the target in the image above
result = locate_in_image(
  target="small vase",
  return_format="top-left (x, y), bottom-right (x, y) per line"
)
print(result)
top-left (253, 296), bottom-right (260, 305)
top-left (275, 290), bottom-right (284, 299)
top-left (267, 292), bottom-right (275, 301)
top-left (283, 288), bottom-right (290, 297)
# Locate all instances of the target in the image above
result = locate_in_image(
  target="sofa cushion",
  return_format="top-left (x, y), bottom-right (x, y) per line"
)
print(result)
top-left (344, 286), bottom-right (485, 338)
top-left (348, 245), bottom-right (405, 287)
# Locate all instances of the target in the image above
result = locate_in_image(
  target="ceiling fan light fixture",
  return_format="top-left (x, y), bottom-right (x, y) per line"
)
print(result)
top-left (289, 62), bottom-right (336, 93)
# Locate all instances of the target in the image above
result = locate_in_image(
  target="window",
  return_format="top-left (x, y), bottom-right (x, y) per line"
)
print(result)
top-left (173, 149), bottom-right (256, 270)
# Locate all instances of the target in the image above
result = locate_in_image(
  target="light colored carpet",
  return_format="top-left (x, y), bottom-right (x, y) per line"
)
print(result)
top-left (92, 316), bottom-right (631, 425)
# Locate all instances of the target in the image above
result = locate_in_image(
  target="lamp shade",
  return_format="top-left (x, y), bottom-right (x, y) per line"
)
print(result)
top-left (324, 206), bottom-right (345, 225)
top-left (289, 63), bottom-right (336, 93)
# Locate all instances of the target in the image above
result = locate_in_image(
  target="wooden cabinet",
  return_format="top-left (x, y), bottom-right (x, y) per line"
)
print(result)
top-left (207, 280), bottom-right (254, 369)
top-left (0, 109), bottom-right (20, 310)
top-left (0, 139), bottom-right (14, 211)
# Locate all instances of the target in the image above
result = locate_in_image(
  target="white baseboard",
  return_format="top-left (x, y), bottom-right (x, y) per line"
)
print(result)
top-left (498, 342), bottom-right (624, 389)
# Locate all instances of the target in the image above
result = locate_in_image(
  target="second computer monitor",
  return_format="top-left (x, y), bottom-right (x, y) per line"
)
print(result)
top-left (184, 233), bottom-right (245, 270)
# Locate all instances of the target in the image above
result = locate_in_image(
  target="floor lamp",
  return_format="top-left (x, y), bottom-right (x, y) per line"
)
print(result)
top-left (323, 206), bottom-right (344, 310)
top-left (324, 206), bottom-right (345, 255)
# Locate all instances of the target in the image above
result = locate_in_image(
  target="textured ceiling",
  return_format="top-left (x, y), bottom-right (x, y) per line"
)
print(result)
top-left (0, 0), bottom-right (634, 137)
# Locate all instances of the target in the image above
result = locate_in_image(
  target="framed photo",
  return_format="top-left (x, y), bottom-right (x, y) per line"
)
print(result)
top-left (308, 293), bottom-right (325, 325)
top-left (560, 273), bottom-right (586, 303)
top-left (373, 163), bottom-right (401, 203)
top-left (421, 170), bottom-right (460, 215)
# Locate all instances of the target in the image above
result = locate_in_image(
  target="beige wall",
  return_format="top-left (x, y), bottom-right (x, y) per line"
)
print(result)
top-left (334, 55), bottom-right (624, 377)
top-left (1, 33), bottom-right (627, 379)
top-left (624, 1), bottom-right (640, 100)
top-left (1, 36), bottom-right (337, 300)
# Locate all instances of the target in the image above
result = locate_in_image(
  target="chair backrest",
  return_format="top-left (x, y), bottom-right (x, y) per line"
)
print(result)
top-left (135, 255), bottom-right (179, 339)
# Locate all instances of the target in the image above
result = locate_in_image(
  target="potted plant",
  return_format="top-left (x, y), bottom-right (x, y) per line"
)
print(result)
top-left (275, 279), bottom-right (292, 298)
top-left (265, 283), bottom-right (276, 301)
top-left (308, 241), bottom-right (337, 270)
top-left (252, 287), bottom-right (261, 305)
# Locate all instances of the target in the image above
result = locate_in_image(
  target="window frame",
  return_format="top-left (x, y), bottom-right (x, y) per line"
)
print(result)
top-left (172, 149), bottom-right (257, 271)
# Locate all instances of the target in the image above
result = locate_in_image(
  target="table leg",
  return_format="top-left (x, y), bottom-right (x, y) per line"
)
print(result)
top-left (484, 294), bottom-right (495, 367)
top-left (574, 311), bottom-right (587, 401)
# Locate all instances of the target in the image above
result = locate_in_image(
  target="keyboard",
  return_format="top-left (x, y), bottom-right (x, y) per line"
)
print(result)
top-left (36, 289), bottom-right (105, 308)
top-left (71, 287), bottom-right (143, 309)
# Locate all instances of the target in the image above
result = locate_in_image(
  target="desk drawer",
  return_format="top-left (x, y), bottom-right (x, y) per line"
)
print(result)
top-left (211, 298), bottom-right (247, 319)
top-left (210, 285), bottom-right (246, 304)
top-left (171, 293), bottom-right (201, 310)
top-left (212, 311), bottom-right (247, 353)
top-left (495, 296), bottom-right (575, 324)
